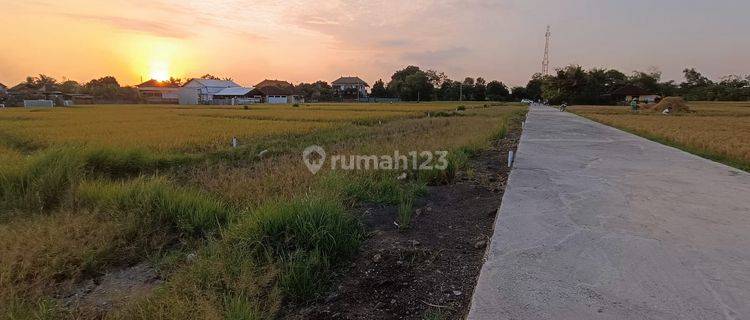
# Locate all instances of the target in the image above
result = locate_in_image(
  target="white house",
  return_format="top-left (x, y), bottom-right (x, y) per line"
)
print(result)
top-left (136, 79), bottom-right (180, 104)
top-left (332, 76), bottom-right (369, 98)
top-left (178, 79), bottom-right (253, 105)
top-left (611, 85), bottom-right (661, 103)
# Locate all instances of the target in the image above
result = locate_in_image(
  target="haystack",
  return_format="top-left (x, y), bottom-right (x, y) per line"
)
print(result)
top-left (652, 97), bottom-right (690, 113)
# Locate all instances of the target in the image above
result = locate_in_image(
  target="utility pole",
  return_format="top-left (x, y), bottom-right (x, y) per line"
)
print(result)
top-left (542, 25), bottom-right (551, 76)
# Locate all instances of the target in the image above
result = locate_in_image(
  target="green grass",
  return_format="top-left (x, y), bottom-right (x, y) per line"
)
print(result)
top-left (112, 194), bottom-right (363, 318)
top-left (0, 147), bottom-right (192, 215)
top-left (76, 177), bottom-right (231, 236)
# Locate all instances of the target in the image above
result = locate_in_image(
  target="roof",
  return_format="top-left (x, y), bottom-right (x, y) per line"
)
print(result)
top-left (611, 85), bottom-right (655, 96)
top-left (136, 79), bottom-right (180, 88)
top-left (332, 76), bottom-right (369, 87)
top-left (0, 83), bottom-right (6, 89)
top-left (258, 85), bottom-right (294, 96)
top-left (214, 86), bottom-right (254, 96)
top-left (255, 79), bottom-right (294, 89)
top-left (184, 78), bottom-right (240, 88)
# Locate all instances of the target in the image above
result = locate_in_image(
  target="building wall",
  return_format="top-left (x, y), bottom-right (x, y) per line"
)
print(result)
top-left (267, 95), bottom-right (288, 104)
top-left (626, 94), bottom-right (660, 103)
top-left (178, 88), bottom-right (200, 105)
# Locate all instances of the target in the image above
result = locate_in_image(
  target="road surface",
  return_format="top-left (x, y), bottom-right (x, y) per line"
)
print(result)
top-left (468, 104), bottom-right (750, 320)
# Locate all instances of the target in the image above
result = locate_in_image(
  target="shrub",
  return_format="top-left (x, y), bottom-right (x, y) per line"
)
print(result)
top-left (227, 195), bottom-right (362, 260)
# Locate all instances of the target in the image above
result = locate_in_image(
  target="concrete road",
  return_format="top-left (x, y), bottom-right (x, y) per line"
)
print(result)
top-left (468, 105), bottom-right (750, 320)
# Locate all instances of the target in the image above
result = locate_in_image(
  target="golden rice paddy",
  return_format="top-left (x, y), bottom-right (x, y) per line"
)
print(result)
top-left (570, 102), bottom-right (750, 171)
top-left (0, 103), bottom-right (481, 153)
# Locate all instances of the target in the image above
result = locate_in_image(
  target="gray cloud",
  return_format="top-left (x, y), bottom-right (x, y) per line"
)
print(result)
top-left (402, 47), bottom-right (471, 63)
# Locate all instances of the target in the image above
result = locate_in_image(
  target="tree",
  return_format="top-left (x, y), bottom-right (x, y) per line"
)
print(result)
top-left (542, 65), bottom-right (587, 104)
top-left (83, 76), bottom-right (120, 100)
top-left (200, 74), bottom-right (220, 80)
top-left (296, 81), bottom-right (334, 102)
top-left (681, 68), bottom-right (712, 89)
top-left (486, 81), bottom-right (509, 101)
top-left (371, 79), bottom-right (388, 98)
top-left (719, 75), bottom-right (748, 88)
top-left (525, 73), bottom-right (544, 101)
top-left (386, 66), bottom-right (434, 101)
top-left (629, 69), bottom-right (662, 93)
top-left (36, 74), bottom-right (59, 90)
top-left (59, 80), bottom-right (81, 93)
top-left (425, 70), bottom-right (448, 88)
top-left (438, 80), bottom-right (461, 101)
top-left (167, 77), bottom-right (183, 86)
top-left (510, 86), bottom-right (528, 101)
top-left (473, 77), bottom-right (487, 101)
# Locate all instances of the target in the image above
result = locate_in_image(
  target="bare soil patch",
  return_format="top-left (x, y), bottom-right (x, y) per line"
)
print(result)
top-left (285, 125), bottom-right (523, 319)
top-left (58, 262), bottom-right (162, 318)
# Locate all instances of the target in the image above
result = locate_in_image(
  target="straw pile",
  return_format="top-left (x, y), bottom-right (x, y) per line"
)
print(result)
top-left (652, 97), bottom-right (690, 113)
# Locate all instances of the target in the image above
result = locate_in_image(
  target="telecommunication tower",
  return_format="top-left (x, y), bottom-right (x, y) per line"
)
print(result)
top-left (542, 26), bottom-right (551, 75)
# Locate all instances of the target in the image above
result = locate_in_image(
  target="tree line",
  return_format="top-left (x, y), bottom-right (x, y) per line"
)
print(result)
top-left (3, 75), bottom-right (141, 105)
top-left (521, 65), bottom-right (750, 104)
top-left (366, 66), bottom-right (512, 102)
top-left (5, 66), bottom-right (748, 105)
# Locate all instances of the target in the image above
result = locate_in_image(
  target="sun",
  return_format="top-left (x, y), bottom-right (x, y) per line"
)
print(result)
top-left (149, 60), bottom-right (170, 81)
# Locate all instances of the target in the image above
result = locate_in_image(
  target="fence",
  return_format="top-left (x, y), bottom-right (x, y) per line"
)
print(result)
top-left (207, 98), bottom-right (261, 105)
top-left (357, 97), bottom-right (402, 103)
top-left (23, 100), bottom-right (54, 108)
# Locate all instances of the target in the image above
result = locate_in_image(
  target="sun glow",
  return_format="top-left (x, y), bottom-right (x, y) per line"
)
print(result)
top-left (149, 60), bottom-right (170, 81)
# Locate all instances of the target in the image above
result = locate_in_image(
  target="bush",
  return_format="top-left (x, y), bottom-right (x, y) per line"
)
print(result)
top-left (228, 195), bottom-right (361, 260)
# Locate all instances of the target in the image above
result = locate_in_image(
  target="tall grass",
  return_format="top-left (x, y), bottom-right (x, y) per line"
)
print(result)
top-left (114, 195), bottom-right (363, 318)
top-left (76, 177), bottom-right (231, 236)
top-left (0, 147), bottom-right (191, 215)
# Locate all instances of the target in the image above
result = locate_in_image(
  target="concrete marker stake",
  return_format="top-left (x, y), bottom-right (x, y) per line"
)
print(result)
top-left (508, 150), bottom-right (514, 167)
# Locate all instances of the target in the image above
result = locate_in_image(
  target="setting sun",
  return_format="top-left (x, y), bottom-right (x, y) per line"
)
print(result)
top-left (149, 60), bottom-right (170, 81)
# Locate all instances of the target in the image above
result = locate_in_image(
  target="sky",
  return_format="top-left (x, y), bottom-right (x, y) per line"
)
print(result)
top-left (1, 0), bottom-right (749, 88)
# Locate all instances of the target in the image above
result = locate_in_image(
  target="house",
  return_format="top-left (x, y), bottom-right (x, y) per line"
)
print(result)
top-left (611, 85), bottom-right (661, 103)
top-left (136, 79), bottom-right (180, 104)
top-left (178, 78), bottom-right (253, 105)
top-left (247, 86), bottom-right (300, 104)
top-left (0, 83), bottom-right (7, 96)
top-left (254, 79), bottom-right (303, 104)
top-left (7, 83), bottom-right (63, 106)
top-left (212, 86), bottom-right (260, 105)
top-left (255, 79), bottom-right (295, 90)
top-left (332, 76), bottom-right (369, 99)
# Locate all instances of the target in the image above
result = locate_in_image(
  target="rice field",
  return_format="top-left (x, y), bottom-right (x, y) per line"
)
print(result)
top-left (570, 102), bottom-right (750, 171)
top-left (0, 102), bottom-right (526, 319)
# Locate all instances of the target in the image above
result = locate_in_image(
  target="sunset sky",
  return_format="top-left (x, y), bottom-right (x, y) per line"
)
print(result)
top-left (2, 0), bottom-right (749, 88)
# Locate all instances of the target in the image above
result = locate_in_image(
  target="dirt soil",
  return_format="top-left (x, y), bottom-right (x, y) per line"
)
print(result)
top-left (286, 124), bottom-right (523, 320)
top-left (57, 262), bottom-right (162, 318)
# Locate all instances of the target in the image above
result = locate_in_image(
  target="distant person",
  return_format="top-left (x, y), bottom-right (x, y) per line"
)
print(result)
top-left (662, 106), bottom-right (673, 115)
top-left (630, 98), bottom-right (639, 113)
top-left (559, 102), bottom-right (567, 112)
